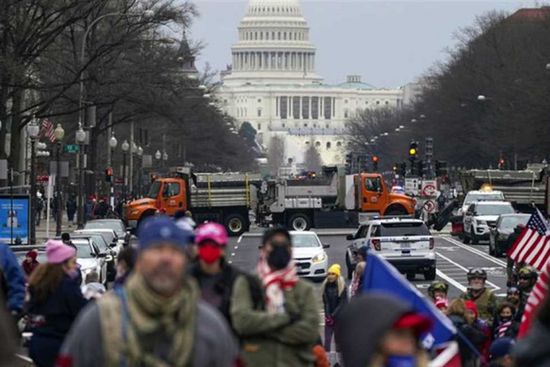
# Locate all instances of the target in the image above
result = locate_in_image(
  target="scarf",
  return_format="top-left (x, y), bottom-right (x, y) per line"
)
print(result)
top-left (256, 256), bottom-right (298, 314)
top-left (99, 273), bottom-right (198, 367)
top-left (497, 320), bottom-right (513, 338)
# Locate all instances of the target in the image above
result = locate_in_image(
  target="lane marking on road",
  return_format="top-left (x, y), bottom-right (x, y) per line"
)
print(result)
top-left (231, 252), bottom-right (236, 257)
top-left (237, 235), bottom-right (244, 243)
top-left (436, 269), bottom-right (467, 292)
top-left (436, 251), bottom-right (500, 290)
top-left (234, 246), bottom-right (239, 250)
top-left (441, 236), bottom-right (507, 267)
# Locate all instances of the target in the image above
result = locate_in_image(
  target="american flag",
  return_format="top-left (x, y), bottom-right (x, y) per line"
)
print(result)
top-left (41, 119), bottom-right (55, 143)
top-left (509, 209), bottom-right (550, 271)
top-left (518, 258), bottom-right (550, 338)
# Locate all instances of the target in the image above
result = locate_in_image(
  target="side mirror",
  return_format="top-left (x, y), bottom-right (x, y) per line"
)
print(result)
top-left (323, 243), bottom-right (330, 249)
top-left (95, 252), bottom-right (106, 258)
top-left (109, 242), bottom-right (118, 248)
top-left (346, 234), bottom-right (354, 241)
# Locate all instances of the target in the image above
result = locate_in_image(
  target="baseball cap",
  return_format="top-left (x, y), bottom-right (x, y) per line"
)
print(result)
top-left (490, 337), bottom-right (515, 360)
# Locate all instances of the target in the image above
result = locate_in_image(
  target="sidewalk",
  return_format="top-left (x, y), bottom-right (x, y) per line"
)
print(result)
top-left (35, 216), bottom-right (74, 243)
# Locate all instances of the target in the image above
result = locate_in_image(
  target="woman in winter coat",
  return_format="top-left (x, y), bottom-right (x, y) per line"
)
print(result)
top-left (321, 264), bottom-right (347, 353)
top-left (491, 302), bottom-right (519, 340)
top-left (447, 298), bottom-right (485, 367)
top-left (26, 240), bottom-right (87, 367)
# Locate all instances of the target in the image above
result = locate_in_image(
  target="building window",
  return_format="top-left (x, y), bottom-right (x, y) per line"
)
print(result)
top-left (257, 98), bottom-right (262, 103)
top-left (280, 96), bottom-right (287, 119)
top-left (293, 96), bottom-right (300, 119)
top-left (305, 141), bottom-right (310, 145)
top-left (326, 142), bottom-right (331, 149)
top-left (311, 97), bottom-right (319, 120)
top-left (365, 101), bottom-right (368, 105)
top-left (282, 123), bottom-right (285, 128)
top-left (385, 101), bottom-right (389, 105)
top-left (284, 32), bottom-right (287, 40)
top-left (344, 109), bottom-right (349, 119)
top-left (344, 99), bottom-right (348, 104)
top-left (336, 141), bottom-right (342, 147)
top-left (302, 96), bottom-right (310, 119)
top-left (255, 32), bottom-right (258, 40)
top-left (324, 97), bottom-right (332, 120)
top-left (257, 109), bottom-right (262, 117)
top-left (257, 123), bottom-right (261, 130)
top-left (304, 123), bottom-right (308, 127)
top-left (376, 101), bottom-right (380, 105)
top-left (278, 32), bottom-right (281, 40)
top-left (315, 141), bottom-right (321, 147)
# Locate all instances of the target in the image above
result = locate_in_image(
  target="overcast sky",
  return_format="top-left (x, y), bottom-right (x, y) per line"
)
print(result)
top-left (189, 0), bottom-right (536, 88)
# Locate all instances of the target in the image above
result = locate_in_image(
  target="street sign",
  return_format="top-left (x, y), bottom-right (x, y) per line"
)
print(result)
top-left (64, 144), bottom-right (80, 154)
top-left (423, 199), bottom-right (436, 214)
top-left (0, 195), bottom-right (30, 245)
top-left (421, 180), bottom-right (438, 197)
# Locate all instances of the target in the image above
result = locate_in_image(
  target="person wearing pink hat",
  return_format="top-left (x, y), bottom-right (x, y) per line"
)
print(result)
top-left (26, 240), bottom-right (86, 367)
top-left (190, 222), bottom-right (244, 330)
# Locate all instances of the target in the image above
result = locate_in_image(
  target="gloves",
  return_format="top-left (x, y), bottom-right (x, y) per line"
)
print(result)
top-left (325, 315), bottom-right (334, 326)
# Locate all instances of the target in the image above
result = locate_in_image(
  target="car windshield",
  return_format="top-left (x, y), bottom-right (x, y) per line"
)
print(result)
top-left (72, 240), bottom-right (95, 259)
top-left (84, 221), bottom-right (125, 236)
top-left (476, 204), bottom-right (514, 216)
top-left (500, 215), bottom-right (529, 229)
top-left (148, 181), bottom-right (161, 199)
top-left (291, 234), bottom-right (321, 248)
top-left (465, 193), bottom-right (503, 204)
top-left (379, 222), bottom-right (430, 237)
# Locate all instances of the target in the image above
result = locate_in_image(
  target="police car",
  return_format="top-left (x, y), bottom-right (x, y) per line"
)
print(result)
top-left (346, 218), bottom-right (435, 281)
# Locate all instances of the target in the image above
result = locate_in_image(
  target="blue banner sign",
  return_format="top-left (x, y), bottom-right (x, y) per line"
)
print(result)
top-left (0, 195), bottom-right (30, 245)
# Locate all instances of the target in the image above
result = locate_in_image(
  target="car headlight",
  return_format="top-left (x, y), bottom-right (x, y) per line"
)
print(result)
top-left (312, 252), bottom-right (327, 264)
top-left (81, 267), bottom-right (94, 276)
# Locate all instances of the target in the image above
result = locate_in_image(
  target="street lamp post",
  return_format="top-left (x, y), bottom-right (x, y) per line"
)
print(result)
top-left (75, 125), bottom-right (86, 228)
top-left (121, 140), bottom-right (130, 201)
top-left (109, 134), bottom-right (118, 207)
top-left (155, 150), bottom-right (161, 168)
top-left (53, 124), bottom-right (65, 236)
top-left (137, 146), bottom-right (143, 197)
top-left (26, 118), bottom-right (40, 244)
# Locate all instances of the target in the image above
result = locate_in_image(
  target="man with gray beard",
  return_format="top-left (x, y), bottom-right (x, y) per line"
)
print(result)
top-left (58, 216), bottom-right (237, 367)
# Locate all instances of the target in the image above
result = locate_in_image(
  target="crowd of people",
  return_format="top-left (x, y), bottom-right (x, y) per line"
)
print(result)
top-left (1, 214), bottom-right (550, 366)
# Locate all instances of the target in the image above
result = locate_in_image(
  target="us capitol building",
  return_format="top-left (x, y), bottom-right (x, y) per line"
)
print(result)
top-left (216, 0), bottom-right (416, 166)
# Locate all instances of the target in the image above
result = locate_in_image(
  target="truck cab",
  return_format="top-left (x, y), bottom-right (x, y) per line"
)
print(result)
top-left (356, 173), bottom-right (416, 216)
top-left (125, 178), bottom-right (188, 228)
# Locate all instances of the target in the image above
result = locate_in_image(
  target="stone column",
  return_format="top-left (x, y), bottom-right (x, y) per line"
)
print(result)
top-left (299, 97), bottom-right (303, 120)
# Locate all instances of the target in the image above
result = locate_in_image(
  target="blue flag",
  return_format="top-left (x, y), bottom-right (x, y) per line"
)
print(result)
top-left (362, 252), bottom-right (456, 348)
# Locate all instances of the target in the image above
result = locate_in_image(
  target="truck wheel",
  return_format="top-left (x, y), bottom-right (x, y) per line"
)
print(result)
top-left (384, 206), bottom-right (407, 216)
top-left (424, 267), bottom-right (436, 281)
top-left (225, 214), bottom-right (246, 237)
top-left (288, 213), bottom-right (311, 231)
top-left (463, 231), bottom-right (471, 244)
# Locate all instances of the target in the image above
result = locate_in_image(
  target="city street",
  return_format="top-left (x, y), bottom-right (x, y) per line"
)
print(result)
top-left (228, 230), bottom-right (508, 300)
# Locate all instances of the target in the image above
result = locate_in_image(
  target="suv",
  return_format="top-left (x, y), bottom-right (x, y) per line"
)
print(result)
top-left (346, 218), bottom-right (435, 280)
top-left (463, 201), bottom-right (515, 244)
top-left (489, 213), bottom-right (530, 257)
top-left (460, 189), bottom-right (505, 215)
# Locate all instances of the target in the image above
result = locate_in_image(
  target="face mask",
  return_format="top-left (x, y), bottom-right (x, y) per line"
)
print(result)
top-left (386, 355), bottom-right (416, 367)
top-left (267, 245), bottom-right (291, 270)
top-left (198, 244), bottom-right (223, 264)
top-left (66, 269), bottom-right (79, 280)
top-left (500, 316), bottom-right (512, 323)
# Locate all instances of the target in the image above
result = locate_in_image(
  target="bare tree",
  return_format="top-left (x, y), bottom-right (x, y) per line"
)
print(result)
top-left (303, 144), bottom-right (322, 172)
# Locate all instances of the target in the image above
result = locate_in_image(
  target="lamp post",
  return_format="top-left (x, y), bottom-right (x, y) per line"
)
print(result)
top-left (26, 118), bottom-right (40, 244)
top-left (109, 134), bottom-right (118, 207)
top-left (137, 146), bottom-right (143, 197)
top-left (162, 151), bottom-right (168, 168)
top-left (121, 140), bottom-right (129, 201)
top-left (155, 150), bottom-right (161, 168)
top-left (53, 124), bottom-right (65, 236)
top-left (75, 125), bottom-right (86, 228)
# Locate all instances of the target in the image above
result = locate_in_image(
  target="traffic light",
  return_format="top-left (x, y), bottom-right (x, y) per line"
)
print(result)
top-left (105, 167), bottom-right (113, 182)
top-left (498, 158), bottom-right (505, 170)
top-left (408, 141), bottom-right (418, 161)
top-left (399, 162), bottom-right (407, 176)
top-left (371, 155), bottom-right (379, 171)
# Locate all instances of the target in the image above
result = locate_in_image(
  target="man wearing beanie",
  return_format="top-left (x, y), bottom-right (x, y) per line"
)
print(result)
top-left (320, 264), bottom-right (347, 355)
top-left (59, 216), bottom-right (237, 367)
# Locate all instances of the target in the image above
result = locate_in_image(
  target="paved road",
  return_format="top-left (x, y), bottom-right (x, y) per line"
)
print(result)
top-left (227, 231), bottom-right (508, 300)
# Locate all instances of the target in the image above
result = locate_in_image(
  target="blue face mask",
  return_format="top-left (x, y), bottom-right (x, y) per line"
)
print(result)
top-left (386, 355), bottom-right (416, 367)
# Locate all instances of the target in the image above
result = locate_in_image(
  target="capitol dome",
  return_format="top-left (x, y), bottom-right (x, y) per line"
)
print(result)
top-left (222, 0), bottom-right (322, 85)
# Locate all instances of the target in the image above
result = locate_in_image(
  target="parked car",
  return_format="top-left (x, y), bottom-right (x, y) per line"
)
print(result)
top-left (489, 213), bottom-right (530, 257)
top-left (463, 201), bottom-right (515, 245)
top-left (346, 218), bottom-right (435, 281)
top-left (84, 219), bottom-right (130, 245)
top-left (71, 237), bottom-right (110, 285)
top-left (460, 189), bottom-right (505, 216)
top-left (69, 232), bottom-right (118, 282)
top-left (74, 228), bottom-right (122, 255)
top-left (290, 231), bottom-right (329, 281)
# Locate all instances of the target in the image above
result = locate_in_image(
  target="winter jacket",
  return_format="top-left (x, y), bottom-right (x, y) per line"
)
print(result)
top-left (491, 318), bottom-right (519, 340)
top-left (190, 260), bottom-right (242, 328)
top-left (513, 320), bottom-right (550, 367)
top-left (0, 244), bottom-right (25, 313)
top-left (27, 275), bottom-right (87, 367)
top-left (461, 288), bottom-right (497, 323)
top-left (230, 275), bottom-right (319, 367)
top-left (448, 314), bottom-right (484, 367)
top-left (321, 278), bottom-right (347, 318)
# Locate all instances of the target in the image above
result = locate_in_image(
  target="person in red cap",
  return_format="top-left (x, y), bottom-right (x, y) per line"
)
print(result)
top-left (21, 249), bottom-right (40, 278)
top-left (26, 240), bottom-right (86, 367)
top-left (335, 293), bottom-right (432, 367)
